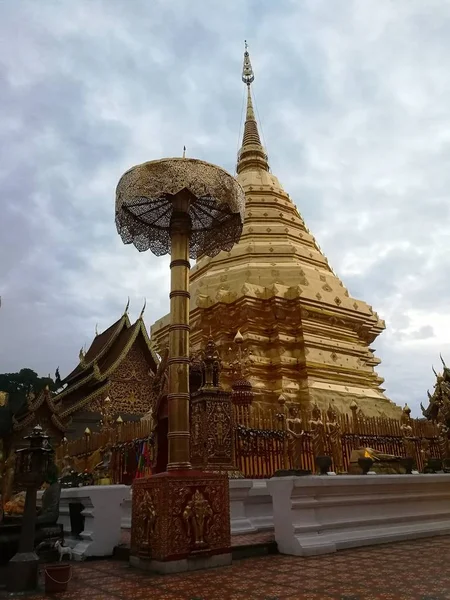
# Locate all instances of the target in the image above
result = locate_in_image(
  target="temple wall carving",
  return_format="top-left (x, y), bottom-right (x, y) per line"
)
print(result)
top-left (152, 293), bottom-right (399, 418)
top-left (87, 342), bottom-right (154, 415)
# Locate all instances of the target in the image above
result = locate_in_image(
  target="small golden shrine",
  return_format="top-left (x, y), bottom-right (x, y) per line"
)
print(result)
top-left (53, 302), bottom-right (158, 439)
top-left (151, 44), bottom-right (401, 419)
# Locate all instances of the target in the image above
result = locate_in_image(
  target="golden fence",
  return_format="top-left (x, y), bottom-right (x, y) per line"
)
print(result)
top-left (57, 405), bottom-right (441, 481)
top-left (233, 405), bottom-right (441, 478)
top-left (55, 420), bottom-right (154, 462)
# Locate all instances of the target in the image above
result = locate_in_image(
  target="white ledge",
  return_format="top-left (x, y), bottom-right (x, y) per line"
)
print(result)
top-left (267, 474), bottom-right (450, 556)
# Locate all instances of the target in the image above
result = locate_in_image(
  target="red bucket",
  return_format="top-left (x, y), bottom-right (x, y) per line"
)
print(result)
top-left (44, 563), bottom-right (72, 593)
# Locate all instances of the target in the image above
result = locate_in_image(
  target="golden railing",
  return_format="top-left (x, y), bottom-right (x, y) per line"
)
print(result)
top-left (56, 420), bottom-right (154, 462)
top-left (233, 405), bottom-right (440, 478)
top-left (58, 405), bottom-right (441, 481)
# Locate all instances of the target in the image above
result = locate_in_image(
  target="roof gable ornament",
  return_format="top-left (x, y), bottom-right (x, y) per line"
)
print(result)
top-left (139, 297), bottom-right (147, 319)
top-left (93, 361), bottom-right (101, 380)
top-left (79, 347), bottom-right (86, 367)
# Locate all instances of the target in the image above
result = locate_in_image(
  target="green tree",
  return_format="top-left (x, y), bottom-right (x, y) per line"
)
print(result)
top-left (0, 369), bottom-right (55, 414)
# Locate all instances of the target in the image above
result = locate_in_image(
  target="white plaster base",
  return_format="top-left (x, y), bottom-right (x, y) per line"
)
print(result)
top-left (268, 474), bottom-right (450, 557)
top-left (121, 487), bottom-right (132, 530)
top-left (59, 485), bottom-right (129, 560)
top-left (229, 480), bottom-right (257, 535)
top-left (245, 480), bottom-right (274, 532)
top-left (130, 552), bottom-right (232, 574)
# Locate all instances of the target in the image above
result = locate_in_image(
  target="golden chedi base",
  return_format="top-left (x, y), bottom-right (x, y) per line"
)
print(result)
top-left (130, 470), bottom-right (231, 574)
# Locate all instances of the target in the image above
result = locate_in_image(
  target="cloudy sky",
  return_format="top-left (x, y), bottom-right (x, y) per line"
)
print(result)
top-left (1, 0), bottom-right (449, 416)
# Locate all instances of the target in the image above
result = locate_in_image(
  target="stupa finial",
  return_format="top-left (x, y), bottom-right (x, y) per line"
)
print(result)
top-left (237, 41), bottom-right (269, 175)
top-left (242, 40), bottom-right (255, 86)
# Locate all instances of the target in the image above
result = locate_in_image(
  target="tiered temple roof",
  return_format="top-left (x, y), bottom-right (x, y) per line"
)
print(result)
top-left (52, 305), bottom-right (159, 438)
top-left (151, 44), bottom-right (401, 418)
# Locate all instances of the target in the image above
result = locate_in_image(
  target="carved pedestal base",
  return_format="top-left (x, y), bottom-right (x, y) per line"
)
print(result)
top-left (130, 471), bottom-right (231, 574)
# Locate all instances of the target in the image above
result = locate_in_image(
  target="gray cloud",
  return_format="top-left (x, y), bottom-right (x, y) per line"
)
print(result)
top-left (1, 0), bottom-right (449, 417)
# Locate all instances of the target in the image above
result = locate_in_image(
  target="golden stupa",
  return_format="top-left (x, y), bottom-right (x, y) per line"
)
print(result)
top-left (151, 44), bottom-right (401, 419)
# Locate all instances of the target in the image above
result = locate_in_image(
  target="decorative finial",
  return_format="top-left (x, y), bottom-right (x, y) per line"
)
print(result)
top-left (183, 146), bottom-right (186, 159)
top-left (140, 298), bottom-right (147, 319)
top-left (79, 347), bottom-right (86, 364)
top-left (95, 323), bottom-right (99, 336)
top-left (84, 427), bottom-right (91, 436)
top-left (277, 393), bottom-right (286, 404)
top-left (116, 415), bottom-right (123, 424)
top-left (124, 297), bottom-right (130, 315)
top-left (242, 40), bottom-right (255, 86)
top-left (234, 329), bottom-right (244, 344)
top-left (237, 41), bottom-right (269, 175)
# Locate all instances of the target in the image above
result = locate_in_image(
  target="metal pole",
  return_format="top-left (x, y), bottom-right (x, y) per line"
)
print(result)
top-left (18, 487), bottom-right (37, 553)
top-left (167, 191), bottom-right (192, 471)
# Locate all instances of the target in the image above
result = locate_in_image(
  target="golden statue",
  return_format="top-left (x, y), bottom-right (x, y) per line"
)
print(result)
top-left (326, 404), bottom-right (343, 473)
top-left (360, 448), bottom-right (400, 462)
top-left (93, 444), bottom-right (113, 484)
top-left (349, 447), bottom-right (403, 474)
top-left (309, 404), bottom-right (325, 458)
top-left (420, 438), bottom-right (431, 467)
top-left (285, 405), bottom-right (305, 469)
top-left (400, 404), bottom-right (416, 460)
top-left (437, 418), bottom-right (449, 461)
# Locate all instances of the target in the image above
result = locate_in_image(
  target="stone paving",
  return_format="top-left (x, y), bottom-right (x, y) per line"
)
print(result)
top-left (24, 536), bottom-right (450, 599)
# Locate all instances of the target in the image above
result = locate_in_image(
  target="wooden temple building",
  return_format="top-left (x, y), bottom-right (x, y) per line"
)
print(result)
top-left (1, 306), bottom-right (159, 447)
top-left (0, 387), bottom-right (66, 457)
top-left (151, 45), bottom-right (401, 419)
top-left (51, 307), bottom-right (158, 439)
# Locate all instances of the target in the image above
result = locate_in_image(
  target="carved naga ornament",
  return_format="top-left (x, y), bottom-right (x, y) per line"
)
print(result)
top-left (422, 355), bottom-right (450, 431)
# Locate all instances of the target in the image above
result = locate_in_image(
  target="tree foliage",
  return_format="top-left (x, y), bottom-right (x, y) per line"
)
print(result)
top-left (0, 368), bottom-right (55, 414)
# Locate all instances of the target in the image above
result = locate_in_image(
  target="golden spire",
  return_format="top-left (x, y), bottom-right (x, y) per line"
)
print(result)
top-left (237, 41), bottom-right (269, 175)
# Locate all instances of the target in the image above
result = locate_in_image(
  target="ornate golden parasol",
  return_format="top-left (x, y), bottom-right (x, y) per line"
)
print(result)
top-left (115, 157), bottom-right (245, 470)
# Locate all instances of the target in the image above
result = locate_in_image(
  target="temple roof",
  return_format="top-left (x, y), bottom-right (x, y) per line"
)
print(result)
top-left (63, 312), bottom-right (131, 385)
top-left (54, 316), bottom-right (158, 419)
top-left (12, 386), bottom-right (67, 433)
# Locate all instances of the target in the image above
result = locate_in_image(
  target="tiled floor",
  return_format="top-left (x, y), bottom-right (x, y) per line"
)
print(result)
top-left (120, 529), bottom-right (275, 548)
top-left (27, 536), bottom-right (450, 599)
top-left (119, 529), bottom-right (275, 548)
